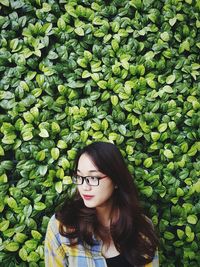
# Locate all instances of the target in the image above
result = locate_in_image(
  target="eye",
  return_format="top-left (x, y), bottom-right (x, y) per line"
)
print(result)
top-left (89, 176), bottom-right (98, 181)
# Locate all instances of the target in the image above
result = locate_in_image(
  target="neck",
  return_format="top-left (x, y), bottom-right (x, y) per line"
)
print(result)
top-left (96, 205), bottom-right (113, 227)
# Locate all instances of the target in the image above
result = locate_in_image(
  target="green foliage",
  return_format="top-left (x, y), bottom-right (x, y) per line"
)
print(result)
top-left (0, 0), bottom-right (200, 266)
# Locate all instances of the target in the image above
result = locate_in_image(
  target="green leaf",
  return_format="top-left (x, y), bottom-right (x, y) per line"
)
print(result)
top-left (111, 39), bottom-right (119, 51)
top-left (31, 230), bottom-right (42, 240)
top-left (111, 21), bottom-right (120, 32)
top-left (101, 119), bottom-right (108, 131)
top-left (38, 165), bottom-right (48, 176)
top-left (74, 27), bottom-right (84, 36)
top-left (126, 145), bottom-right (134, 155)
top-left (139, 121), bottom-right (150, 133)
top-left (36, 150), bottom-right (46, 161)
top-left (34, 202), bottom-right (46, 211)
top-left (158, 123), bottom-right (168, 133)
top-left (51, 148), bottom-right (60, 160)
top-left (19, 247), bottom-right (28, 261)
top-left (185, 225), bottom-right (192, 236)
top-left (118, 125), bottom-right (126, 135)
top-left (63, 176), bottom-right (72, 185)
top-left (22, 131), bottom-right (33, 141)
top-left (193, 180), bottom-right (200, 193)
top-left (92, 132), bottom-right (103, 139)
top-left (0, 220), bottom-right (10, 232)
top-left (97, 80), bottom-right (107, 89)
top-left (1, 0), bottom-right (9, 6)
top-left (0, 173), bottom-right (7, 183)
top-left (91, 73), bottom-right (100, 82)
top-left (14, 233), bottom-right (28, 243)
top-left (84, 50), bottom-right (93, 61)
top-left (91, 123), bottom-right (101, 131)
top-left (91, 2), bottom-right (101, 11)
top-left (146, 78), bottom-right (156, 89)
top-left (82, 70), bottom-right (91, 78)
top-left (164, 232), bottom-right (175, 240)
top-left (160, 32), bottom-right (170, 42)
top-left (163, 149), bottom-right (174, 159)
top-left (168, 121), bottom-right (176, 131)
top-left (25, 239), bottom-right (38, 250)
top-left (188, 145), bottom-right (198, 156)
top-left (67, 149), bottom-right (77, 160)
top-left (179, 40), bottom-right (190, 53)
top-left (51, 122), bottom-right (60, 133)
top-left (143, 157), bottom-right (153, 168)
top-left (94, 30), bottom-right (105, 37)
top-left (7, 197), bottom-right (18, 209)
top-left (0, 145), bottom-right (5, 156)
top-left (151, 132), bottom-right (160, 141)
top-left (111, 95), bottom-right (119, 106)
top-left (77, 58), bottom-right (87, 68)
top-left (119, 92), bottom-right (129, 100)
top-left (39, 129), bottom-right (49, 138)
top-left (92, 17), bottom-right (104, 25)
top-left (130, 0), bottom-right (142, 9)
top-left (169, 17), bottom-right (177, 26)
top-left (80, 131), bottom-right (88, 142)
top-left (166, 74), bottom-right (176, 84)
top-left (55, 181), bottom-right (63, 193)
top-left (57, 140), bottom-right (67, 149)
top-left (66, 6), bottom-right (77, 18)
top-left (27, 251), bottom-right (40, 262)
top-left (31, 88), bottom-right (42, 98)
top-left (57, 17), bottom-right (66, 30)
top-left (187, 215), bottom-right (198, 225)
top-left (56, 168), bottom-right (64, 179)
top-left (140, 186), bottom-right (153, 197)
top-left (124, 81), bottom-right (134, 91)
top-left (176, 187), bottom-right (184, 197)
top-left (121, 60), bottom-right (129, 70)
top-left (101, 91), bottom-right (110, 101)
top-left (177, 229), bottom-right (184, 239)
top-left (5, 242), bottom-right (19, 252)
top-left (2, 134), bottom-right (17, 144)
top-left (162, 85), bottom-right (173, 94)
top-left (186, 232), bottom-right (194, 242)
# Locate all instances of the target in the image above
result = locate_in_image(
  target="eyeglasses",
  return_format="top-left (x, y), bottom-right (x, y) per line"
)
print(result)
top-left (72, 174), bottom-right (107, 186)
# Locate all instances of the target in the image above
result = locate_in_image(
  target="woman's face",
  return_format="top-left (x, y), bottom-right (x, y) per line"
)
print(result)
top-left (76, 153), bottom-right (115, 209)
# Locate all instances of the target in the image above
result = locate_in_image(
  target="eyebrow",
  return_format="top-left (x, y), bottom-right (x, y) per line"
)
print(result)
top-left (77, 169), bottom-right (99, 173)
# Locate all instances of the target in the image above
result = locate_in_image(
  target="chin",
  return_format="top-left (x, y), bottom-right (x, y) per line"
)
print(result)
top-left (83, 200), bottom-right (96, 208)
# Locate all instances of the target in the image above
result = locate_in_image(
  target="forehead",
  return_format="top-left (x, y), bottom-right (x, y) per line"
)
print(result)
top-left (77, 153), bottom-right (98, 172)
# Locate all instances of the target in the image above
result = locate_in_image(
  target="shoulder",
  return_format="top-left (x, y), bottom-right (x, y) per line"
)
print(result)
top-left (47, 214), bottom-right (70, 232)
top-left (46, 214), bottom-right (60, 240)
top-left (46, 214), bottom-right (71, 246)
top-left (47, 214), bottom-right (59, 231)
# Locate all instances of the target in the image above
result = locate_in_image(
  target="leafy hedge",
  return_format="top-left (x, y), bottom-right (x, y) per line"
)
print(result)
top-left (0, 0), bottom-right (200, 266)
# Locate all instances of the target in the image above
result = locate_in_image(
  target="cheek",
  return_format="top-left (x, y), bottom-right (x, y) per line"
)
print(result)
top-left (98, 183), bottom-right (115, 199)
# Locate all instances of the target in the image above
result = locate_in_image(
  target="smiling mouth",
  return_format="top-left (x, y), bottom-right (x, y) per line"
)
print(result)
top-left (82, 195), bottom-right (94, 200)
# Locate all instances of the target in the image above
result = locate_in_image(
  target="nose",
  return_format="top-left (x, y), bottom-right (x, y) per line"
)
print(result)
top-left (82, 178), bottom-right (92, 190)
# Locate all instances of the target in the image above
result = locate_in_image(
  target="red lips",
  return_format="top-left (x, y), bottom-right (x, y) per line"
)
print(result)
top-left (82, 195), bottom-right (94, 200)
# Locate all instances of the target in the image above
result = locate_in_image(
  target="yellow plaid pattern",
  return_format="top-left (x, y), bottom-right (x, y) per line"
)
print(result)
top-left (45, 215), bottom-right (159, 267)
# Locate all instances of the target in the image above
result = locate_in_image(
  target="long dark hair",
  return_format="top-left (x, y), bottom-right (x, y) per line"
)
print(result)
top-left (56, 141), bottom-right (158, 266)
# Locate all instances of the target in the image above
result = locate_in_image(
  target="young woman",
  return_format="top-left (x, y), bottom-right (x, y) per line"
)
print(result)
top-left (45, 141), bottom-right (159, 267)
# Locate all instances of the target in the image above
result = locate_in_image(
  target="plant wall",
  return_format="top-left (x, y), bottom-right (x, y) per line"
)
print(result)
top-left (0, 0), bottom-right (200, 266)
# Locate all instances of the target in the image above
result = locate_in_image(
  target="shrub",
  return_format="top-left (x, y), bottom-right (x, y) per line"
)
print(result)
top-left (0, 0), bottom-right (200, 266)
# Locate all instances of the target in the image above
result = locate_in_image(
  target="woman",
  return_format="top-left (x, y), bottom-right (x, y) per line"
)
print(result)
top-left (45, 141), bottom-right (159, 267)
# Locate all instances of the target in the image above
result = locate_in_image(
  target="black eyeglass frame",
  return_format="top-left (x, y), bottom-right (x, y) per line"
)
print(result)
top-left (72, 174), bottom-right (107, 186)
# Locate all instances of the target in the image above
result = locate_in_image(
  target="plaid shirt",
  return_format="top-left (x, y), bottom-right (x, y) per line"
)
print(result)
top-left (45, 215), bottom-right (159, 267)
